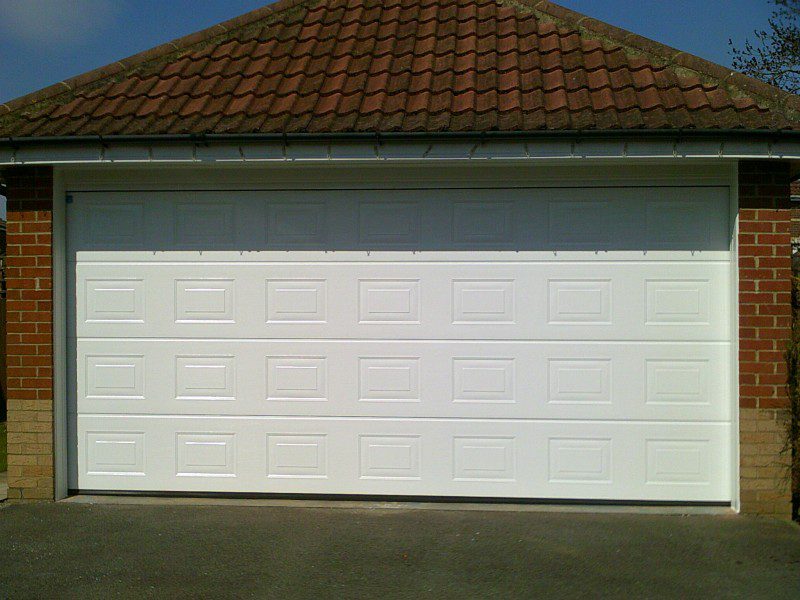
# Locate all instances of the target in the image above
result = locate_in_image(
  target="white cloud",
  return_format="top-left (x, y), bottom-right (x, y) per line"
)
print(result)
top-left (0, 0), bottom-right (119, 47)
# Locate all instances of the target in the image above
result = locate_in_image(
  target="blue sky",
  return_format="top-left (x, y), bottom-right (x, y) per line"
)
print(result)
top-left (0, 0), bottom-right (777, 104)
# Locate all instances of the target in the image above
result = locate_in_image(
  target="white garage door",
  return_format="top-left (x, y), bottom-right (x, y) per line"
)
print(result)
top-left (67, 184), bottom-right (733, 501)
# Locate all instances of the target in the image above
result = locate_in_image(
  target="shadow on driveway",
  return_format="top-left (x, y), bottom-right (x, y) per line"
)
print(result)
top-left (0, 502), bottom-right (798, 599)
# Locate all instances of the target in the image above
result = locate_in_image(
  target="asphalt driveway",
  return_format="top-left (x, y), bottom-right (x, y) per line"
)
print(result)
top-left (0, 501), bottom-right (798, 599)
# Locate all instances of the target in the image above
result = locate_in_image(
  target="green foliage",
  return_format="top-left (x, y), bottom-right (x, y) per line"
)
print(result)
top-left (731, 0), bottom-right (800, 93)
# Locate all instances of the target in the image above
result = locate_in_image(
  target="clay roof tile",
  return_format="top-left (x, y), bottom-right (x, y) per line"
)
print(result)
top-left (0, 0), bottom-right (796, 137)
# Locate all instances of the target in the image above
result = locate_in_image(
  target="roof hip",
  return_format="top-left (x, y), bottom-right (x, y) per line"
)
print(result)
top-left (0, 0), bottom-right (798, 137)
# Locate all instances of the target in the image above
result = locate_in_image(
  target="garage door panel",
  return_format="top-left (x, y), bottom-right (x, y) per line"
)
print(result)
top-left (76, 340), bottom-right (730, 421)
top-left (69, 185), bottom-right (733, 502)
top-left (67, 188), bottom-right (730, 253)
top-left (75, 261), bottom-right (730, 341)
top-left (77, 415), bottom-right (731, 501)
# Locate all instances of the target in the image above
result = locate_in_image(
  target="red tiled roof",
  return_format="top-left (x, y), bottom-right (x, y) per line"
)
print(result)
top-left (1, 0), bottom-right (799, 137)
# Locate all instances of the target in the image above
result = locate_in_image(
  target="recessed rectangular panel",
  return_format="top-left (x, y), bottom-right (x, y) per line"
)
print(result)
top-left (85, 203), bottom-right (144, 248)
top-left (646, 440), bottom-right (709, 484)
top-left (175, 202), bottom-right (234, 246)
top-left (266, 202), bottom-right (326, 246)
top-left (86, 432), bottom-right (145, 475)
top-left (359, 435), bottom-right (421, 479)
top-left (266, 357), bottom-right (327, 401)
top-left (548, 280), bottom-right (611, 324)
top-left (359, 358), bottom-right (420, 402)
top-left (548, 359), bottom-right (611, 404)
top-left (359, 280), bottom-right (420, 323)
top-left (86, 355), bottom-right (145, 400)
top-left (453, 437), bottom-right (515, 481)
top-left (176, 356), bottom-right (235, 400)
top-left (646, 360), bottom-right (709, 405)
top-left (548, 438), bottom-right (612, 483)
top-left (359, 201), bottom-right (420, 246)
top-left (266, 279), bottom-right (327, 323)
top-left (548, 200), bottom-right (610, 246)
top-left (646, 280), bottom-right (709, 324)
top-left (645, 200), bottom-right (712, 247)
top-left (175, 279), bottom-right (235, 323)
top-left (85, 279), bottom-right (144, 323)
top-left (453, 359), bottom-right (515, 403)
top-left (452, 280), bottom-right (514, 323)
top-left (267, 434), bottom-right (327, 478)
top-left (176, 433), bottom-right (236, 477)
top-left (452, 201), bottom-right (513, 244)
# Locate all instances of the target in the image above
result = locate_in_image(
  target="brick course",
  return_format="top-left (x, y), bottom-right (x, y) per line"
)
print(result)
top-left (738, 160), bottom-right (793, 518)
top-left (2, 165), bottom-right (54, 501)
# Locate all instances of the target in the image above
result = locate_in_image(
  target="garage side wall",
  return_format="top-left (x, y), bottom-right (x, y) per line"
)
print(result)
top-left (738, 160), bottom-right (793, 518)
top-left (2, 166), bottom-right (54, 501)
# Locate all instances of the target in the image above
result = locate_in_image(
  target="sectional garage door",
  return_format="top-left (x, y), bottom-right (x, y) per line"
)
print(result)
top-left (67, 184), bottom-right (733, 501)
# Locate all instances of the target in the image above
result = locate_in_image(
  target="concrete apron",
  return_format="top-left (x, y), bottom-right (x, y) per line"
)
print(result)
top-left (63, 494), bottom-right (734, 515)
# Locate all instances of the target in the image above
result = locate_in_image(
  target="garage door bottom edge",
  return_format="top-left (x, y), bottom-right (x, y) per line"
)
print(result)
top-left (69, 489), bottom-right (730, 507)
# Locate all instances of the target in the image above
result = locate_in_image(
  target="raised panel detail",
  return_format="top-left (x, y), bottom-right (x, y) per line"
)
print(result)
top-left (645, 201), bottom-right (711, 247)
top-left (86, 355), bottom-right (144, 400)
top-left (548, 359), bottom-right (611, 404)
top-left (85, 203), bottom-right (144, 248)
top-left (266, 202), bottom-right (326, 246)
top-left (359, 201), bottom-right (420, 246)
top-left (86, 432), bottom-right (145, 476)
top-left (266, 357), bottom-right (327, 401)
top-left (548, 280), bottom-right (611, 324)
top-left (266, 279), bottom-right (327, 323)
top-left (646, 280), bottom-right (710, 324)
top-left (175, 202), bottom-right (234, 247)
top-left (548, 200), bottom-right (610, 246)
top-left (548, 438), bottom-right (612, 483)
top-left (359, 280), bottom-right (420, 323)
top-left (267, 434), bottom-right (327, 478)
top-left (646, 360), bottom-right (709, 405)
top-left (175, 279), bottom-right (235, 323)
top-left (646, 440), bottom-right (709, 484)
top-left (453, 437), bottom-right (515, 481)
top-left (452, 280), bottom-right (514, 323)
top-left (453, 359), bottom-right (515, 403)
top-left (85, 279), bottom-right (144, 323)
top-left (176, 356), bottom-right (235, 401)
top-left (452, 201), bottom-right (513, 244)
top-left (359, 435), bottom-right (421, 479)
top-left (359, 358), bottom-right (420, 402)
top-left (176, 433), bottom-right (236, 477)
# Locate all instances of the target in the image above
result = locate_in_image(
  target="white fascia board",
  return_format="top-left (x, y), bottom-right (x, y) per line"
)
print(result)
top-left (2, 138), bottom-right (800, 165)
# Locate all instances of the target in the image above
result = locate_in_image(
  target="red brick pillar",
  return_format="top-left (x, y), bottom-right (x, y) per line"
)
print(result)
top-left (738, 160), bottom-right (793, 518)
top-left (2, 166), bottom-right (54, 501)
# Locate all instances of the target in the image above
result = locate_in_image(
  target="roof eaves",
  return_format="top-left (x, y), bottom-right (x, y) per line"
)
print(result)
top-left (4, 128), bottom-right (800, 147)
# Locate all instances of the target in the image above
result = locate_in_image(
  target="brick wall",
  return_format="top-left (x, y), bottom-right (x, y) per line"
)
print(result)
top-left (738, 160), bottom-right (793, 518)
top-left (791, 181), bottom-right (800, 241)
top-left (2, 166), bottom-right (54, 501)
